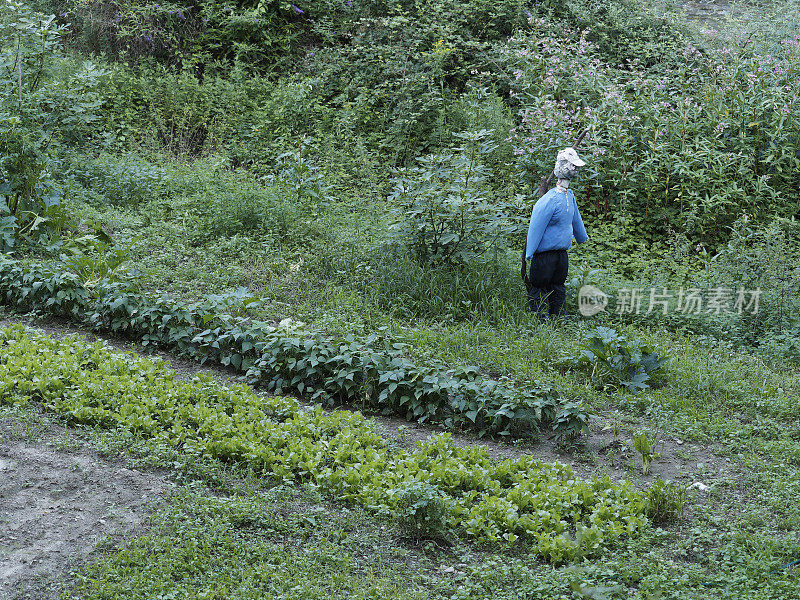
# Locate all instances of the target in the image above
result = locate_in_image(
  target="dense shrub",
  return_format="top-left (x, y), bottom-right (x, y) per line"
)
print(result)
top-left (0, 2), bottom-right (104, 252)
top-left (574, 217), bottom-right (800, 363)
top-left (94, 66), bottom-right (265, 157)
top-left (539, 0), bottom-right (689, 69)
top-left (387, 130), bottom-right (520, 268)
top-left (505, 15), bottom-right (800, 247)
top-left (48, 0), bottom-right (530, 163)
top-left (46, 0), bottom-right (300, 71)
top-left (63, 153), bottom-right (314, 245)
top-left (188, 179), bottom-right (299, 241)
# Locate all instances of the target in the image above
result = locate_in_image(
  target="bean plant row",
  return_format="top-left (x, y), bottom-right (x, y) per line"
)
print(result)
top-left (0, 257), bottom-right (591, 439)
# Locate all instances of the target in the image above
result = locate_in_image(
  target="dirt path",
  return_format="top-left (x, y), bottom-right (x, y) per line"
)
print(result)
top-left (0, 415), bottom-right (171, 600)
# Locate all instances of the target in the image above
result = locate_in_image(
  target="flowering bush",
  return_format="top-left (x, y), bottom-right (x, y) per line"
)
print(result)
top-left (505, 16), bottom-right (800, 247)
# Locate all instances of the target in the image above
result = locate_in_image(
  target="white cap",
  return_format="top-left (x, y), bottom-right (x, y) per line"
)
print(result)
top-left (557, 147), bottom-right (586, 167)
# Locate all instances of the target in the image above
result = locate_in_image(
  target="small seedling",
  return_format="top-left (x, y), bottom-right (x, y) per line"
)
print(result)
top-left (633, 431), bottom-right (660, 475)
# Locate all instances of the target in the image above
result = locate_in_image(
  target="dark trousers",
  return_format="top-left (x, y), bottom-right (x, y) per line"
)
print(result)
top-left (528, 249), bottom-right (568, 319)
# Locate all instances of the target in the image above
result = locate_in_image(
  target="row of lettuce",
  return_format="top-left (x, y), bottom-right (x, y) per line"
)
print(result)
top-left (0, 257), bottom-right (589, 438)
top-left (0, 325), bottom-right (645, 560)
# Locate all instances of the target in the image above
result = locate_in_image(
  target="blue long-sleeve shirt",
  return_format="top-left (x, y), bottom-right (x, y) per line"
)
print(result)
top-left (525, 188), bottom-right (588, 258)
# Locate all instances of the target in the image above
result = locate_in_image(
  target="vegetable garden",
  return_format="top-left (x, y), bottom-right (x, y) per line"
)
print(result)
top-left (1, 0), bottom-right (800, 598)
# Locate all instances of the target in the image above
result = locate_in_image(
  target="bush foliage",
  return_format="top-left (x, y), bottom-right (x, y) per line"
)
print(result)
top-left (505, 15), bottom-right (800, 247)
top-left (0, 1), bottom-right (104, 251)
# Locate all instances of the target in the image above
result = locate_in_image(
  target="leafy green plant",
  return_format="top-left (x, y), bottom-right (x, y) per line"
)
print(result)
top-left (388, 130), bottom-right (515, 268)
top-left (632, 431), bottom-right (660, 475)
top-left (564, 326), bottom-right (668, 393)
top-left (543, 0), bottom-right (688, 69)
top-left (700, 217), bottom-right (800, 353)
top-left (59, 231), bottom-right (133, 286)
top-left (268, 140), bottom-right (332, 207)
top-left (203, 286), bottom-right (263, 318)
top-left (644, 477), bottom-right (687, 523)
top-left (393, 481), bottom-right (453, 543)
top-left (184, 170), bottom-right (306, 244)
top-left (553, 401), bottom-right (593, 441)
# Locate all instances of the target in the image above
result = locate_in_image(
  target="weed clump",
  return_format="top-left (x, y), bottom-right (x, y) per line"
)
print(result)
top-left (644, 477), bottom-right (687, 523)
top-left (563, 326), bottom-right (668, 393)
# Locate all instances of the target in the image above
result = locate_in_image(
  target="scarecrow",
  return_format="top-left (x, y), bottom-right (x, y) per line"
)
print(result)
top-left (523, 147), bottom-right (589, 322)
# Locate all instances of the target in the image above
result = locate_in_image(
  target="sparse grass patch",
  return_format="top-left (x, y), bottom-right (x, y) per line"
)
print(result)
top-left (73, 484), bottom-right (443, 600)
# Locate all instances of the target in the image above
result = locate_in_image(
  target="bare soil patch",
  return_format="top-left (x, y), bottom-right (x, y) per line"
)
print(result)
top-left (0, 415), bottom-right (171, 600)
